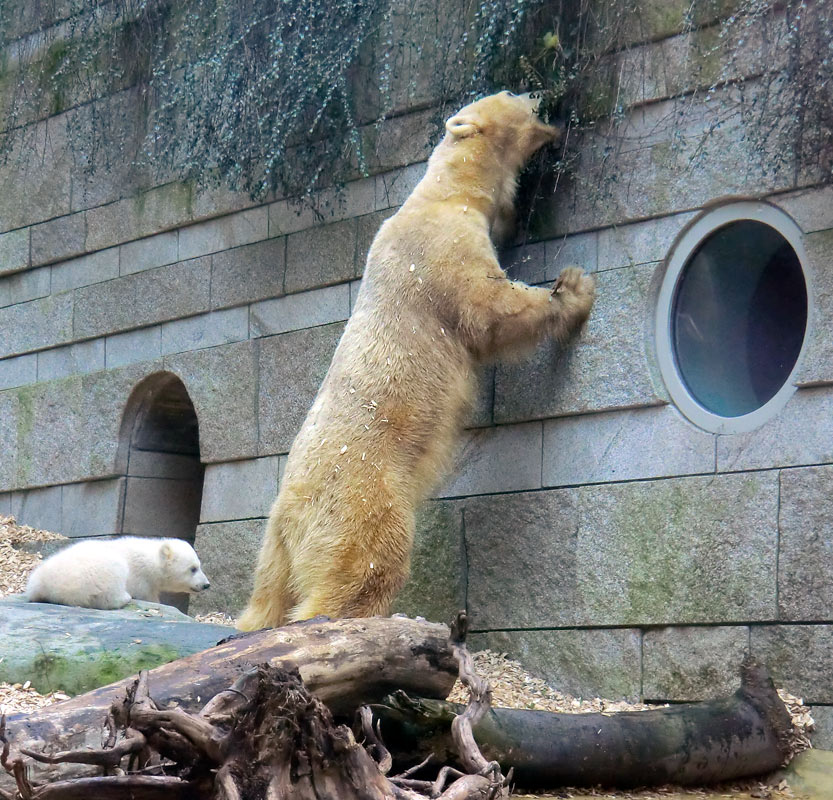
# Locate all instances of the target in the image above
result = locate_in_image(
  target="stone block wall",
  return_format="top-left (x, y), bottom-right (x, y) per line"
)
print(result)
top-left (1, 1), bottom-right (833, 747)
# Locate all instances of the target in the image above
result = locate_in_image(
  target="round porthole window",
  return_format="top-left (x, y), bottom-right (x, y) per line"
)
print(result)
top-left (656, 202), bottom-right (811, 434)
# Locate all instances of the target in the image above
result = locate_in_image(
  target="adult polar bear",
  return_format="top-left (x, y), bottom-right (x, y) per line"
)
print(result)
top-left (238, 92), bottom-right (595, 630)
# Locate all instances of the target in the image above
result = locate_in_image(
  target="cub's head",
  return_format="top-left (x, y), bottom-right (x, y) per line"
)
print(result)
top-left (159, 539), bottom-right (211, 594)
top-left (444, 91), bottom-right (561, 168)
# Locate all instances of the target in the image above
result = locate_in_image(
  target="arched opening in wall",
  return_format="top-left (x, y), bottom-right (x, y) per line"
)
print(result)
top-left (118, 372), bottom-right (205, 611)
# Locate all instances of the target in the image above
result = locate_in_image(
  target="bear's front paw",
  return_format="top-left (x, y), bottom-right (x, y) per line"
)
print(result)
top-left (552, 266), bottom-right (595, 303)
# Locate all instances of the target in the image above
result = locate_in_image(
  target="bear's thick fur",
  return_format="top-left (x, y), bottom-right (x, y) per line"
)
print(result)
top-left (238, 92), bottom-right (595, 630)
top-left (26, 537), bottom-right (210, 609)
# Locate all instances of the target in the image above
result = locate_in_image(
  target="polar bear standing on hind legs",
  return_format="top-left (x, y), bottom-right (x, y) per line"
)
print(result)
top-left (238, 91), bottom-right (595, 630)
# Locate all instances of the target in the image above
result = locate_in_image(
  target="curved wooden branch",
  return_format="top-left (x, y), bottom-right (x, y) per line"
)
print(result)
top-left (371, 656), bottom-right (795, 790)
top-left (19, 729), bottom-right (146, 767)
top-left (448, 612), bottom-right (507, 799)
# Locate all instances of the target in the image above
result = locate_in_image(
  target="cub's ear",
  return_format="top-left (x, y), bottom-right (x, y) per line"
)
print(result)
top-left (445, 114), bottom-right (479, 139)
top-left (160, 542), bottom-right (174, 562)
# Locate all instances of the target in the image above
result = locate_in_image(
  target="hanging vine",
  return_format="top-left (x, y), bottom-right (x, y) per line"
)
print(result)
top-left (0, 0), bottom-right (829, 211)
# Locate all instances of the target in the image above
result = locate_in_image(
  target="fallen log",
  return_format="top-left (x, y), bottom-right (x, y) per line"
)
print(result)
top-left (0, 616), bottom-right (457, 791)
top-left (1, 613), bottom-right (507, 800)
top-left (370, 656), bottom-right (794, 789)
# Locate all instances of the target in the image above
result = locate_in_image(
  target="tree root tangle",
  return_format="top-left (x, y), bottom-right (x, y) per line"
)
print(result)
top-left (1, 612), bottom-right (506, 800)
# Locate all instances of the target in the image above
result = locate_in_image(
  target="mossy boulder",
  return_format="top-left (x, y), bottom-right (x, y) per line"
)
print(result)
top-left (0, 595), bottom-right (232, 696)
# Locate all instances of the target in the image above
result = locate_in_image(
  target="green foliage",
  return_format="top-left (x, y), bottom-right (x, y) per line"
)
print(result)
top-left (0, 0), bottom-right (548, 202)
top-left (0, 0), bottom-right (829, 209)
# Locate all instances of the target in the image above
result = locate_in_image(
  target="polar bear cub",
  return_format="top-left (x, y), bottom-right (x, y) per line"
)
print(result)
top-left (26, 537), bottom-right (210, 610)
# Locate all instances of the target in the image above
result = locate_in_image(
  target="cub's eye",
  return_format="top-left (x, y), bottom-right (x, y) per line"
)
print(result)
top-left (190, 566), bottom-right (198, 573)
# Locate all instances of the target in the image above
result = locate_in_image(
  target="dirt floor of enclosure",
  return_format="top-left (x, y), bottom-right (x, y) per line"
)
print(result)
top-left (0, 516), bottom-right (815, 798)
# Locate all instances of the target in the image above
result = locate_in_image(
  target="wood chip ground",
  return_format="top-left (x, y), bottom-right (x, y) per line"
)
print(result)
top-left (0, 517), bottom-right (813, 797)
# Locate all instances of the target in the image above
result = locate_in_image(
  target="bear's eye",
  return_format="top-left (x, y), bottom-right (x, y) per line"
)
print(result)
top-left (190, 566), bottom-right (198, 573)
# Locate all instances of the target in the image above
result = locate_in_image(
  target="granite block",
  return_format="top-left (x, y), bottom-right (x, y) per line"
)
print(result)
top-left (0, 117), bottom-right (71, 231)
top-left (793, 229), bottom-right (833, 386)
top-left (642, 625), bottom-right (750, 701)
top-left (210, 237), bottom-right (286, 309)
top-left (37, 340), bottom-right (105, 381)
top-left (73, 257), bottom-right (211, 339)
top-left (285, 218), bottom-right (358, 293)
top-left (31, 213), bottom-right (86, 266)
top-left (105, 327), bottom-right (162, 368)
top-left (178, 207), bottom-right (268, 261)
top-left (544, 405), bottom-right (714, 487)
top-left (250, 284), bottom-right (350, 338)
top-left (494, 263), bottom-right (667, 423)
top-left (470, 628), bottom-right (642, 702)
top-left (752, 625), bottom-right (833, 703)
top-left (392, 500), bottom-right (465, 624)
top-left (0, 228), bottom-right (30, 276)
top-left (596, 212), bottom-right (697, 271)
top-left (190, 519), bottom-right (265, 615)
top-left (778, 465), bottom-right (833, 621)
top-left (61, 478), bottom-right (126, 538)
top-left (0, 354), bottom-right (37, 390)
top-left (120, 231), bottom-right (179, 275)
top-left (774, 185), bottom-right (833, 234)
top-left (50, 248), bottom-right (119, 293)
top-left (258, 323), bottom-right (345, 454)
top-left (0, 392), bottom-right (18, 490)
top-left (200, 456), bottom-right (282, 522)
top-left (440, 422), bottom-right (542, 498)
top-left (465, 472), bottom-right (779, 629)
top-left (717, 386), bottom-right (833, 472)
top-left (10, 484), bottom-right (63, 532)
top-left (164, 340), bottom-right (259, 462)
top-left (0, 266), bottom-right (50, 308)
top-left (160, 307), bottom-right (249, 356)
top-left (268, 199), bottom-right (318, 237)
top-left (0, 293), bottom-right (74, 359)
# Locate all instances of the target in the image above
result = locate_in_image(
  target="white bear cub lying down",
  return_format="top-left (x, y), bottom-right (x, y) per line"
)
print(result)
top-left (26, 537), bottom-right (210, 610)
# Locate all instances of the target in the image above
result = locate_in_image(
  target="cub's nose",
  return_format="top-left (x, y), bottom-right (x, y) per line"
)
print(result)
top-left (202, 581), bottom-right (210, 590)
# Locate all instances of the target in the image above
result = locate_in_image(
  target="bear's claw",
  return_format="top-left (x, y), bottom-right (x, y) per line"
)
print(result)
top-left (553, 266), bottom-right (591, 296)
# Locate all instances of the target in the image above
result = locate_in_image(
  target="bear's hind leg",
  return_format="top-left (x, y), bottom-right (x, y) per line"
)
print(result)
top-left (287, 523), bottom-right (412, 623)
top-left (237, 538), bottom-right (295, 630)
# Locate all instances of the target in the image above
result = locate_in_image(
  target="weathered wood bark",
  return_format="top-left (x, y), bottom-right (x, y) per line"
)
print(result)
top-left (0, 617), bottom-right (457, 791)
top-left (370, 657), bottom-right (794, 789)
top-left (1, 614), bottom-right (506, 800)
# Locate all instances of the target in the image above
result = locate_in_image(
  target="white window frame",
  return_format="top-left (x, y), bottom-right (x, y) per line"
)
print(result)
top-left (655, 201), bottom-right (813, 434)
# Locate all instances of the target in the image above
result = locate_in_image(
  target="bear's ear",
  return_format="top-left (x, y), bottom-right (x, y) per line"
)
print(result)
top-left (445, 114), bottom-right (480, 139)
top-left (160, 542), bottom-right (174, 562)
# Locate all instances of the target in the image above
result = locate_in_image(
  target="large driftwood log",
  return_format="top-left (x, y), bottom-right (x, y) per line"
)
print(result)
top-left (0, 617), bottom-right (457, 791)
top-left (1, 613), bottom-right (507, 800)
top-left (371, 657), bottom-right (794, 789)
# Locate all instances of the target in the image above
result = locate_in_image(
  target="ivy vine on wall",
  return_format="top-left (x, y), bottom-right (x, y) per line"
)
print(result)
top-left (0, 0), bottom-right (829, 212)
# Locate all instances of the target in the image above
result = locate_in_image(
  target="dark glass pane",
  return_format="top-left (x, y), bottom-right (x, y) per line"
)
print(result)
top-left (671, 221), bottom-right (807, 418)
